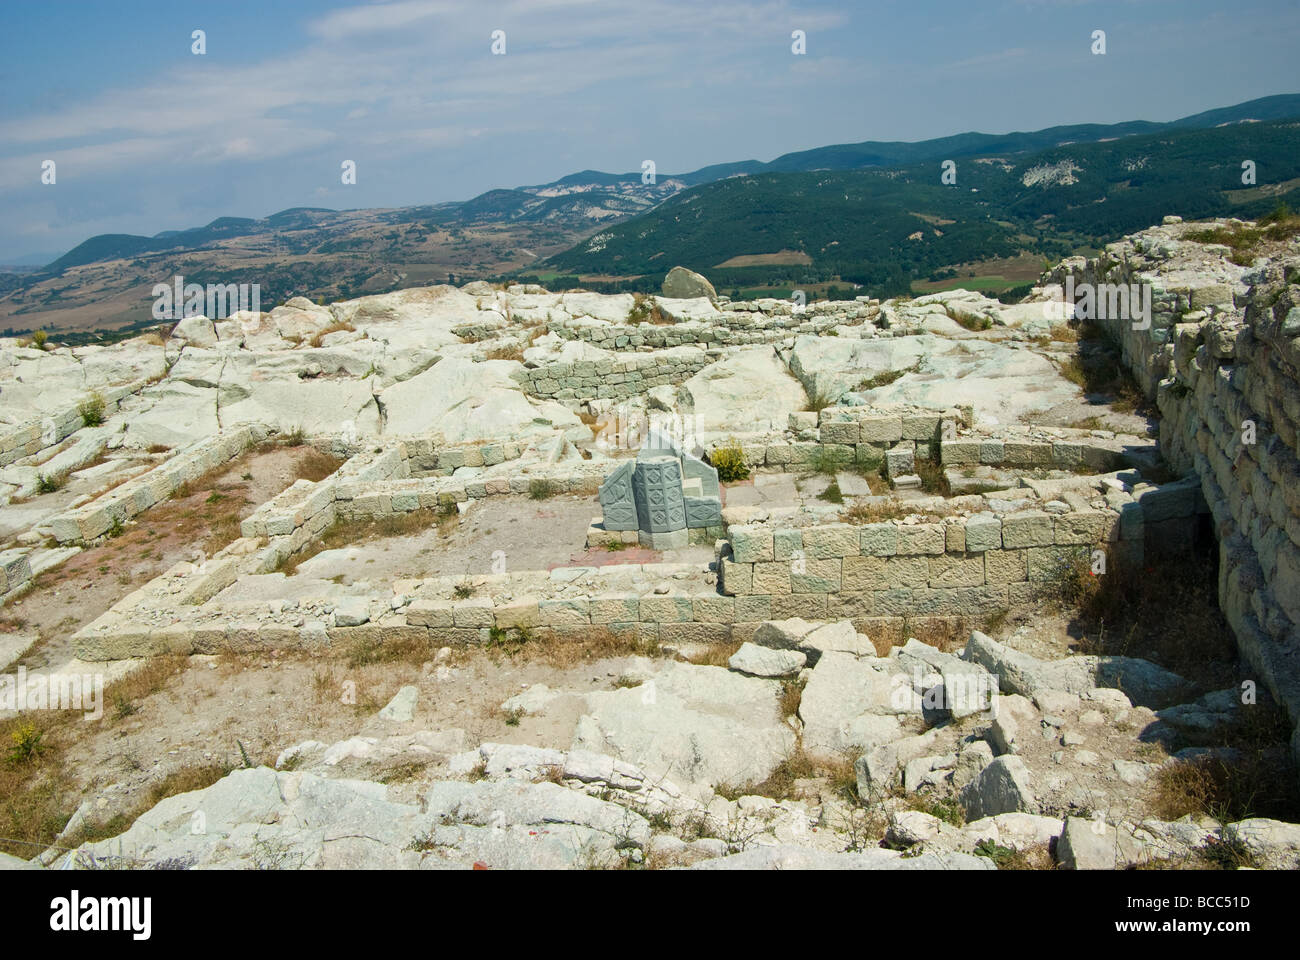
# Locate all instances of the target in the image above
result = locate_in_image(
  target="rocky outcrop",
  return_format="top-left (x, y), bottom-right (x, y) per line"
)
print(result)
top-left (662, 266), bottom-right (717, 302)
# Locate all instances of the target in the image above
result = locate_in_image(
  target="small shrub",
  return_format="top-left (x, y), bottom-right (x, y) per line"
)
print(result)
top-left (35, 471), bottom-right (67, 494)
top-left (6, 723), bottom-right (44, 763)
top-left (907, 793), bottom-right (965, 827)
top-left (627, 293), bottom-right (666, 324)
top-left (31, 330), bottom-right (48, 351)
top-left (528, 478), bottom-right (560, 500)
top-left (946, 307), bottom-right (992, 332)
top-left (818, 479), bottom-right (844, 504)
top-left (914, 457), bottom-right (950, 496)
top-left (858, 361), bottom-right (919, 392)
top-left (804, 386), bottom-right (837, 414)
top-left (296, 448), bottom-right (343, 483)
top-left (484, 343), bottom-right (524, 362)
top-left (973, 838), bottom-right (1017, 865)
top-left (709, 444), bottom-right (749, 483)
top-left (78, 392), bottom-right (106, 427)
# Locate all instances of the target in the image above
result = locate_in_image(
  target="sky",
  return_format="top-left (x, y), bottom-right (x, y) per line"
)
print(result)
top-left (1, 0), bottom-right (1298, 263)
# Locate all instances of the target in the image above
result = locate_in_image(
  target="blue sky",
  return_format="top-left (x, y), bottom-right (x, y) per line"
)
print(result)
top-left (1, 0), bottom-right (1297, 263)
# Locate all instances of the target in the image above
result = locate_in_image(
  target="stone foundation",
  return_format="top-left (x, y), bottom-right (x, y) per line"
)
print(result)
top-left (1056, 225), bottom-right (1300, 741)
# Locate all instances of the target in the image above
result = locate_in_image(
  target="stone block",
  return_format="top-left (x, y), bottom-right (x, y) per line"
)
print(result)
top-left (730, 525), bottom-right (775, 563)
top-left (720, 558), bottom-right (753, 596)
top-left (984, 549), bottom-right (1028, 584)
top-left (637, 595), bottom-right (695, 622)
top-left (590, 593), bottom-right (642, 624)
top-left (752, 561), bottom-right (792, 595)
top-left (1001, 510), bottom-right (1055, 548)
top-left (964, 514), bottom-right (1002, 553)
top-left (802, 523), bottom-right (859, 559)
top-left (494, 599), bottom-right (541, 629)
top-left (896, 524), bottom-right (945, 556)
top-left (928, 553), bottom-right (987, 588)
top-left (859, 523), bottom-right (899, 557)
top-left (791, 558), bottom-right (842, 593)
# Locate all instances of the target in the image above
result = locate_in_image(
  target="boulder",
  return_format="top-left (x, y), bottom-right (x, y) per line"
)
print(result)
top-left (964, 631), bottom-right (1188, 708)
top-left (752, 618), bottom-right (818, 651)
top-left (678, 347), bottom-right (807, 435)
top-left (1221, 818), bottom-right (1300, 869)
top-left (378, 686), bottom-right (419, 722)
top-left (960, 755), bottom-right (1036, 820)
top-left (1057, 816), bottom-right (1150, 870)
top-left (572, 661), bottom-right (795, 795)
top-left (662, 266), bottom-right (717, 302)
top-left (728, 642), bottom-right (806, 678)
top-left (799, 651), bottom-right (920, 758)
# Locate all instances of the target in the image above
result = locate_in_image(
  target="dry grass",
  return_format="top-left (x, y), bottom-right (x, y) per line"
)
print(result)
top-left (778, 679), bottom-right (803, 717)
top-left (1149, 702), bottom-right (1298, 827)
top-left (66, 761), bottom-right (235, 848)
top-left (482, 626), bottom-right (665, 669)
top-left (295, 448), bottom-right (343, 483)
top-left (484, 343), bottom-right (524, 362)
top-left (628, 293), bottom-right (667, 324)
top-left (528, 478), bottom-right (562, 500)
top-left (683, 640), bottom-right (744, 667)
top-left (1058, 549), bottom-right (1237, 685)
top-left (946, 308), bottom-right (992, 332)
top-left (913, 457), bottom-right (950, 496)
top-left (900, 615), bottom-right (979, 653)
top-left (1067, 415), bottom-right (1105, 431)
top-left (1056, 337), bottom-right (1147, 415)
top-left (308, 321), bottom-right (354, 348)
top-left (341, 630), bottom-right (443, 669)
top-left (840, 498), bottom-right (912, 524)
top-left (1185, 209), bottom-right (1300, 266)
top-left (0, 655), bottom-right (186, 858)
top-left (279, 506), bottom-right (458, 576)
top-left (804, 387), bottom-right (837, 415)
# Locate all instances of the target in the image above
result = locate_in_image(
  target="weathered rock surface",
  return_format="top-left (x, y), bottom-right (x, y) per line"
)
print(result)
top-left (661, 266), bottom-right (717, 302)
top-left (572, 660), bottom-right (796, 794)
top-left (964, 631), bottom-right (1189, 707)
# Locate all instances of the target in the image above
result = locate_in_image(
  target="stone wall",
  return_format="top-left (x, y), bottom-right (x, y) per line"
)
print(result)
top-left (48, 425), bottom-right (260, 543)
top-left (0, 382), bottom-right (139, 468)
top-left (718, 510), bottom-right (1130, 621)
top-left (546, 311), bottom-right (850, 351)
top-left (1057, 240), bottom-right (1300, 737)
top-left (513, 347), bottom-right (712, 401)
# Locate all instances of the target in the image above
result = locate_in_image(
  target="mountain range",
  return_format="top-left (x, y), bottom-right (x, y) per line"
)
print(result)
top-left (4, 93), bottom-right (1299, 338)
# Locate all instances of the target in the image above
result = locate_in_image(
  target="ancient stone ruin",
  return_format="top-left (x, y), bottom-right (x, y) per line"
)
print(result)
top-left (596, 431), bottom-right (723, 549)
top-left (2, 218), bottom-right (1299, 871)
